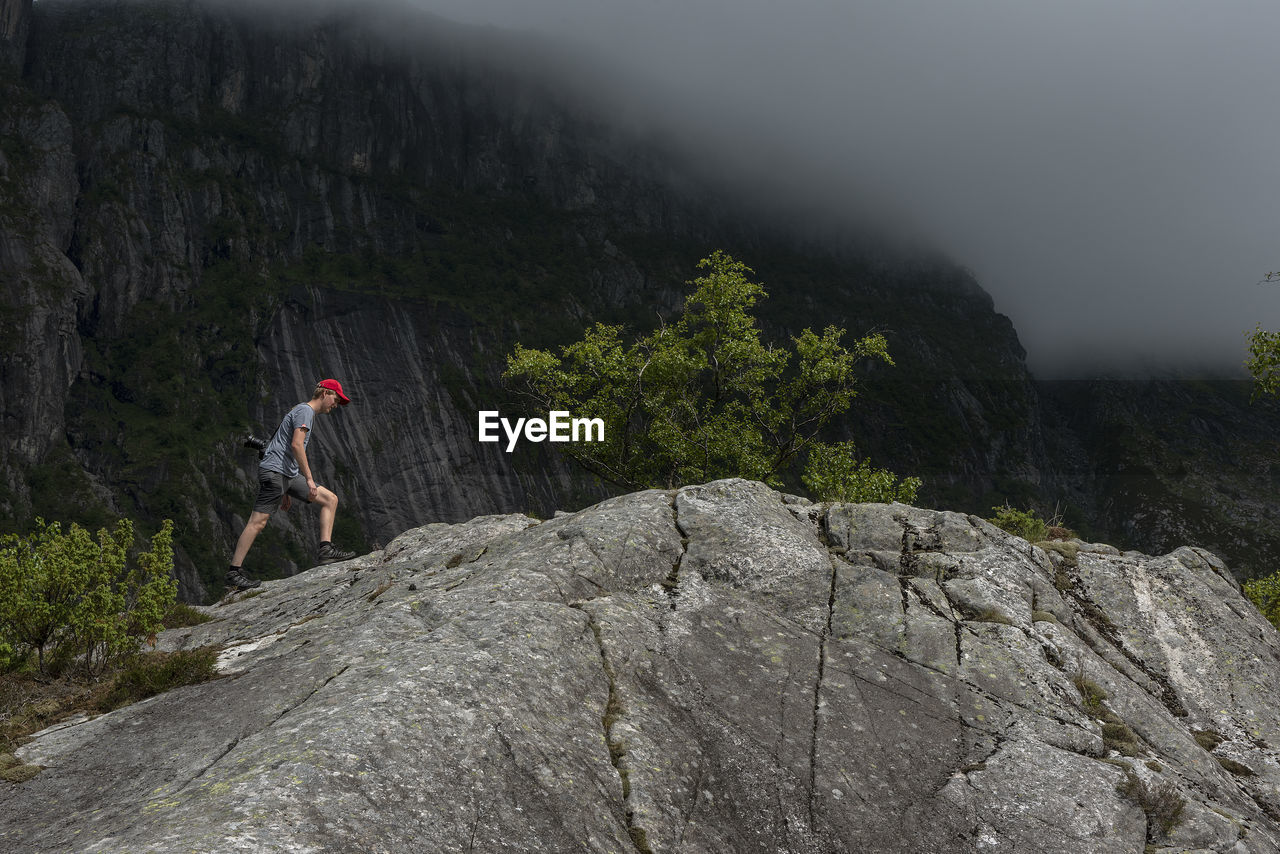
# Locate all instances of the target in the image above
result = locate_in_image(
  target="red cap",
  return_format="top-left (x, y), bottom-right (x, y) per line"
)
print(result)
top-left (318, 378), bottom-right (350, 405)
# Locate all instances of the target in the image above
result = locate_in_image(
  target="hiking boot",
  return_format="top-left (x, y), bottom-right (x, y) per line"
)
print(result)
top-left (226, 568), bottom-right (261, 590)
top-left (317, 542), bottom-right (356, 565)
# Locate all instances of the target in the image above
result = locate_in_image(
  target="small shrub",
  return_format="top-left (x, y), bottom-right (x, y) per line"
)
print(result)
top-left (989, 505), bottom-right (1048, 542)
top-left (1072, 669), bottom-right (1108, 716)
top-left (1031, 610), bottom-right (1058, 624)
top-left (1103, 721), bottom-right (1140, 756)
top-left (0, 519), bottom-right (178, 677)
top-left (163, 602), bottom-right (213, 629)
top-left (802, 441), bottom-right (922, 504)
top-left (1244, 571), bottom-right (1280, 630)
top-left (1120, 774), bottom-right (1186, 836)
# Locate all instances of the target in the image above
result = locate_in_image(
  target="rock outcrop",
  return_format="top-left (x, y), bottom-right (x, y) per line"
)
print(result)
top-left (4, 479), bottom-right (1279, 852)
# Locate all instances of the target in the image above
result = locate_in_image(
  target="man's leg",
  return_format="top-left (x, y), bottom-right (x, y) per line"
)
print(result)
top-left (314, 486), bottom-right (337, 543)
top-left (313, 486), bottom-right (355, 564)
top-left (232, 511), bottom-right (272, 567)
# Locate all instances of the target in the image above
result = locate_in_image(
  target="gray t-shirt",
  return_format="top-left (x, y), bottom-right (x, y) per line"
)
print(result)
top-left (260, 402), bottom-right (315, 478)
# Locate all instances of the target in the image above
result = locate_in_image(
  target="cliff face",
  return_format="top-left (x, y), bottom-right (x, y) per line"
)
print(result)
top-left (1039, 379), bottom-right (1280, 578)
top-left (0, 0), bottom-right (1049, 601)
top-left (0, 0), bottom-right (31, 72)
top-left (3, 481), bottom-right (1278, 852)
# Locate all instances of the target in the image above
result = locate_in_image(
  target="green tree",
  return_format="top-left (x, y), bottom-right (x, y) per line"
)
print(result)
top-left (504, 251), bottom-right (917, 496)
top-left (1246, 324), bottom-right (1280, 398)
top-left (0, 518), bottom-right (178, 676)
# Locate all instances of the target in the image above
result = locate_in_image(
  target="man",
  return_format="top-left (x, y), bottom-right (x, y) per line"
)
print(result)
top-left (227, 379), bottom-right (357, 590)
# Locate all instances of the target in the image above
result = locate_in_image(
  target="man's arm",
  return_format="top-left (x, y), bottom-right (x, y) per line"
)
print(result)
top-left (290, 426), bottom-right (319, 501)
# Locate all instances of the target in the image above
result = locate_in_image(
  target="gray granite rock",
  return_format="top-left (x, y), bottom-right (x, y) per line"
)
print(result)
top-left (4, 479), bottom-right (1280, 852)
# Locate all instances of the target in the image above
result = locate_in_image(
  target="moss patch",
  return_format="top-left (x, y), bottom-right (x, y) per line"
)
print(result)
top-left (1037, 540), bottom-right (1080, 565)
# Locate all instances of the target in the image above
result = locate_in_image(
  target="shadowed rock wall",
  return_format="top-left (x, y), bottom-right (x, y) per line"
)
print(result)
top-left (0, 0), bottom-right (31, 71)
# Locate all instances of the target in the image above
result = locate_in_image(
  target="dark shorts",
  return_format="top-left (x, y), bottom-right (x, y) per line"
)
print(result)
top-left (254, 468), bottom-right (312, 514)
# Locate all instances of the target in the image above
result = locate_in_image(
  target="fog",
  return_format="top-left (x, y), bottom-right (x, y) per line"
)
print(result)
top-left (377, 0), bottom-right (1274, 378)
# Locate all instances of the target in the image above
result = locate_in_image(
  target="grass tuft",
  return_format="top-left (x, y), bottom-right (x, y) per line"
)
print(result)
top-left (1119, 773), bottom-right (1186, 836)
top-left (96, 649), bottom-right (221, 712)
top-left (1192, 729), bottom-right (1225, 752)
top-left (1216, 756), bottom-right (1256, 777)
top-left (1072, 669), bottom-right (1108, 717)
top-left (163, 602), bottom-right (214, 629)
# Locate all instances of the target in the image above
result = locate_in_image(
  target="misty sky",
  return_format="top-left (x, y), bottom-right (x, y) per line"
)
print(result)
top-left (407, 0), bottom-right (1278, 377)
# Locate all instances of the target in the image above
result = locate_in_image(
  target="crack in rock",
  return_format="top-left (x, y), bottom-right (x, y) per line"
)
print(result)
top-left (1057, 563), bottom-right (1189, 720)
top-left (808, 553), bottom-right (838, 827)
top-left (571, 605), bottom-right (654, 854)
top-left (160, 663), bottom-right (351, 803)
top-left (656, 494), bottom-right (692, 654)
top-left (665, 494), bottom-right (690, 613)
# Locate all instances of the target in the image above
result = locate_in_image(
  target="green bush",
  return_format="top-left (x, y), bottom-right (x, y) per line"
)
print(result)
top-left (801, 440), bottom-right (921, 504)
top-left (1244, 570), bottom-right (1280, 629)
top-left (0, 519), bottom-right (178, 677)
top-left (1072, 669), bottom-right (1108, 717)
top-left (988, 505), bottom-right (1049, 542)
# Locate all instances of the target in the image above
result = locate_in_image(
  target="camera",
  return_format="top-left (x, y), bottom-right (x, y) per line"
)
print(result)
top-left (243, 435), bottom-right (267, 459)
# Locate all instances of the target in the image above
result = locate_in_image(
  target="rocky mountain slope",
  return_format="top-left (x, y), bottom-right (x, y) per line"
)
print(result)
top-left (3, 479), bottom-right (1279, 852)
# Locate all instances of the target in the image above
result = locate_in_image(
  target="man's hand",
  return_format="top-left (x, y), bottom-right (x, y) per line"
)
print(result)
top-left (307, 479), bottom-right (318, 501)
